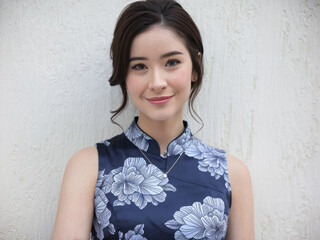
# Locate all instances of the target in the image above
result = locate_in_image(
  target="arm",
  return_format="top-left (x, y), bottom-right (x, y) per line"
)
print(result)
top-left (225, 154), bottom-right (254, 240)
top-left (51, 146), bottom-right (98, 240)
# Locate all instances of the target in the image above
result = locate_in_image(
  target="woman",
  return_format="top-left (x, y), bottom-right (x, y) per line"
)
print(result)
top-left (52, 0), bottom-right (254, 239)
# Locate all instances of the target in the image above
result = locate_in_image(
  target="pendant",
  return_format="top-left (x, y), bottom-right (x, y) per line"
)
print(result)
top-left (163, 173), bottom-right (168, 178)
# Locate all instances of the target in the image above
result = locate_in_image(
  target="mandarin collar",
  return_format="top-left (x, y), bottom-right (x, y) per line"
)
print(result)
top-left (124, 117), bottom-right (193, 157)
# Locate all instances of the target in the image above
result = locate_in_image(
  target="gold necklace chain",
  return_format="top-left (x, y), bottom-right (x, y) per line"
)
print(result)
top-left (137, 147), bottom-right (184, 178)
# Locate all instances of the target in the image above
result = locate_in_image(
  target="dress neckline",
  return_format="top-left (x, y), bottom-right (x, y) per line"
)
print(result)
top-left (124, 117), bottom-right (193, 157)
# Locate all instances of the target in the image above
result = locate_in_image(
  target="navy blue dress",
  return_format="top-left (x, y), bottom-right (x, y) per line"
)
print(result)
top-left (91, 118), bottom-right (231, 240)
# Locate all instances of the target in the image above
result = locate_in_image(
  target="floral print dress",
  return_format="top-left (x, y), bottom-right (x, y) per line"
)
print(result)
top-left (91, 118), bottom-right (231, 240)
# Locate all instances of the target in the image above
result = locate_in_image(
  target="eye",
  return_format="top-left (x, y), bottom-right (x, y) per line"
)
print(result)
top-left (132, 63), bottom-right (147, 71)
top-left (166, 59), bottom-right (180, 67)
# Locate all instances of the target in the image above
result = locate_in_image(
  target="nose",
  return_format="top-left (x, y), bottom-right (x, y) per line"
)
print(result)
top-left (148, 68), bottom-right (167, 93)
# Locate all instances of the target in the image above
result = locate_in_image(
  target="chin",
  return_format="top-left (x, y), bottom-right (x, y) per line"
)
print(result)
top-left (141, 109), bottom-right (182, 122)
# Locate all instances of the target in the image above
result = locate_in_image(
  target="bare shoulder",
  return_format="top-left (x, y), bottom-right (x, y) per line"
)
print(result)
top-left (227, 153), bottom-right (251, 183)
top-left (66, 146), bottom-right (98, 175)
top-left (60, 144), bottom-right (99, 197)
top-left (62, 146), bottom-right (99, 187)
top-left (226, 153), bottom-right (253, 203)
top-left (61, 145), bottom-right (99, 196)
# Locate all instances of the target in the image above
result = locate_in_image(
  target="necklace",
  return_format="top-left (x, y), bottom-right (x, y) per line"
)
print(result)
top-left (137, 148), bottom-right (184, 178)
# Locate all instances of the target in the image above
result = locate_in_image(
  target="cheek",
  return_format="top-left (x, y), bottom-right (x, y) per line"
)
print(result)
top-left (126, 75), bottom-right (142, 95)
top-left (172, 68), bottom-right (192, 91)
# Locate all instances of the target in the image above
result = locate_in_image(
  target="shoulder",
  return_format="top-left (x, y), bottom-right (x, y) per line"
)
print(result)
top-left (226, 153), bottom-right (252, 191)
top-left (189, 138), bottom-right (226, 155)
top-left (64, 146), bottom-right (99, 185)
top-left (96, 132), bottom-right (127, 150)
top-left (67, 146), bottom-right (98, 169)
top-left (227, 154), bottom-right (250, 179)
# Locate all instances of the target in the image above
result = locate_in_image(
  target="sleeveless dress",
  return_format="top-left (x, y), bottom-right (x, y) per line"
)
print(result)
top-left (91, 118), bottom-right (231, 240)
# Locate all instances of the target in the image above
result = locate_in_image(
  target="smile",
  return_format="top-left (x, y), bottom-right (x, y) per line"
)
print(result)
top-left (146, 96), bottom-right (173, 105)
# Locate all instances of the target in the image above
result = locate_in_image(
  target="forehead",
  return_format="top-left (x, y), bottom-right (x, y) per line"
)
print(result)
top-left (130, 25), bottom-right (188, 57)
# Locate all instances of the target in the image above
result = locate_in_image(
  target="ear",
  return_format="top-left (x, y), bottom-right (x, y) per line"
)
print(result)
top-left (197, 52), bottom-right (202, 62)
top-left (191, 72), bottom-right (198, 82)
top-left (191, 52), bottom-right (202, 82)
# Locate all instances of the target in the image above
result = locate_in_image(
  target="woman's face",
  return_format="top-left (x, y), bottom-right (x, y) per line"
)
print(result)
top-left (126, 25), bottom-right (196, 123)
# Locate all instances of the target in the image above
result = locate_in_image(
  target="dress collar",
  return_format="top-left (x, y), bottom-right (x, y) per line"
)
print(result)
top-left (124, 117), bottom-right (193, 157)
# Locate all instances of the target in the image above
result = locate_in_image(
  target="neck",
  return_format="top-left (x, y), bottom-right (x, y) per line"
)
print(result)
top-left (137, 115), bottom-right (185, 154)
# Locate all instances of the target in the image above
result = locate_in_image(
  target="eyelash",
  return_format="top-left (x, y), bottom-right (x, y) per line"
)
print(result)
top-left (131, 59), bottom-right (181, 71)
top-left (132, 64), bottom-right (147, 71)
top-left (166, 59), bottom-right (181, 67)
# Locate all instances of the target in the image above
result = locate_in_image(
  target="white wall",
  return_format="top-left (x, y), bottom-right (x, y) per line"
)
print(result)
top-left (0, 0), bottom-right (319, 239)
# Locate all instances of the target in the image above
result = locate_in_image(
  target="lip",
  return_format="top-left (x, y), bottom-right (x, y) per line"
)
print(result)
top-left (146, 95), bottom-right (173, 105)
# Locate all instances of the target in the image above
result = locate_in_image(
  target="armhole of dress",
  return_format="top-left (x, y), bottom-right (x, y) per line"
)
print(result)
top-left (95, 143), bottom-right (100, 171)
top-left (226, 151), bottom-right (232, 210)
top-left (93, 143), bottom-right (103, 189)
top-left (91, 143), bottom-right (101, 240)
top-left (95, 143), bottom-right (105, 172)
top-left (229, 188), bottom-right (232, 209)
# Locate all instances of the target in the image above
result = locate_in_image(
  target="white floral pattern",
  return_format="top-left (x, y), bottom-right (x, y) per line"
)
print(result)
top-left (98, 157), bottom-right (176, 210)
top-left (165, 197), bottom-right (228, 240)
top-left (125, 121), bottom-right (152, 151)
top-left (167, 127), bottom-right (192, 156)
top-left (92, 171), bottom-right (116, 240)
top-left (223, 174), bottom-right (231, 192)
top-left (185, 138), bottom-right (231, 191)
top-left (118, 224), bottom-right (147, 240)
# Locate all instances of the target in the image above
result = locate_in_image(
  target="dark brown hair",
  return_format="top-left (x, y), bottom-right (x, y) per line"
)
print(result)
top-left (109, 0), bottom-right (204, 126)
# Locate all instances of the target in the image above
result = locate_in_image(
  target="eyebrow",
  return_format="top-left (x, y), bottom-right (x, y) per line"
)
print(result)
top-left (161, 51), bottom-right (183, 59)
top-left (129, 51), bottom-right (183, 62)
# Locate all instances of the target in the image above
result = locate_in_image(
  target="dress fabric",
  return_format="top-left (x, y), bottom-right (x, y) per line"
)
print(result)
top-left (91, 118), bottom-right (231, 240)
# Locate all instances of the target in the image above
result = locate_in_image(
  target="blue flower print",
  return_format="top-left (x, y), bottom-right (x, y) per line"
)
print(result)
top-left (167, 127), bottom-right (192, 156)
top-left (92, 171), bottom-right (116, 240)
top-left (165, 197), bottom-right (228, 240)
top-left (118, 224), bottom-right (147, 240)
top-left (125, 121), bottom-right (152, 151)
top-left (185, 139), bottom-right (230, 191)
top-left (111, 157), bottom-right (176, 209)
top-left (96, 158), bottom-right (176, 210)
top-left (223, 173), bottom-right (231, 192)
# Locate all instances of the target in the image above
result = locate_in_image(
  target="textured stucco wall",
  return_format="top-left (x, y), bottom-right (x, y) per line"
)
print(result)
top-left (0, 0), bottom-right (319, 239)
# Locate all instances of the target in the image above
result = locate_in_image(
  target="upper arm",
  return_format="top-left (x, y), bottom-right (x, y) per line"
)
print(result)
top-left (51, 146), bottom-right (99, 240)
top-left (225, 154), bottom-right (254, 240)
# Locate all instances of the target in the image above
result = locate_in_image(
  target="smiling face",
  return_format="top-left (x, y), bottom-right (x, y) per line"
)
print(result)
top-left (126, 25), bottom-right (197, 124)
